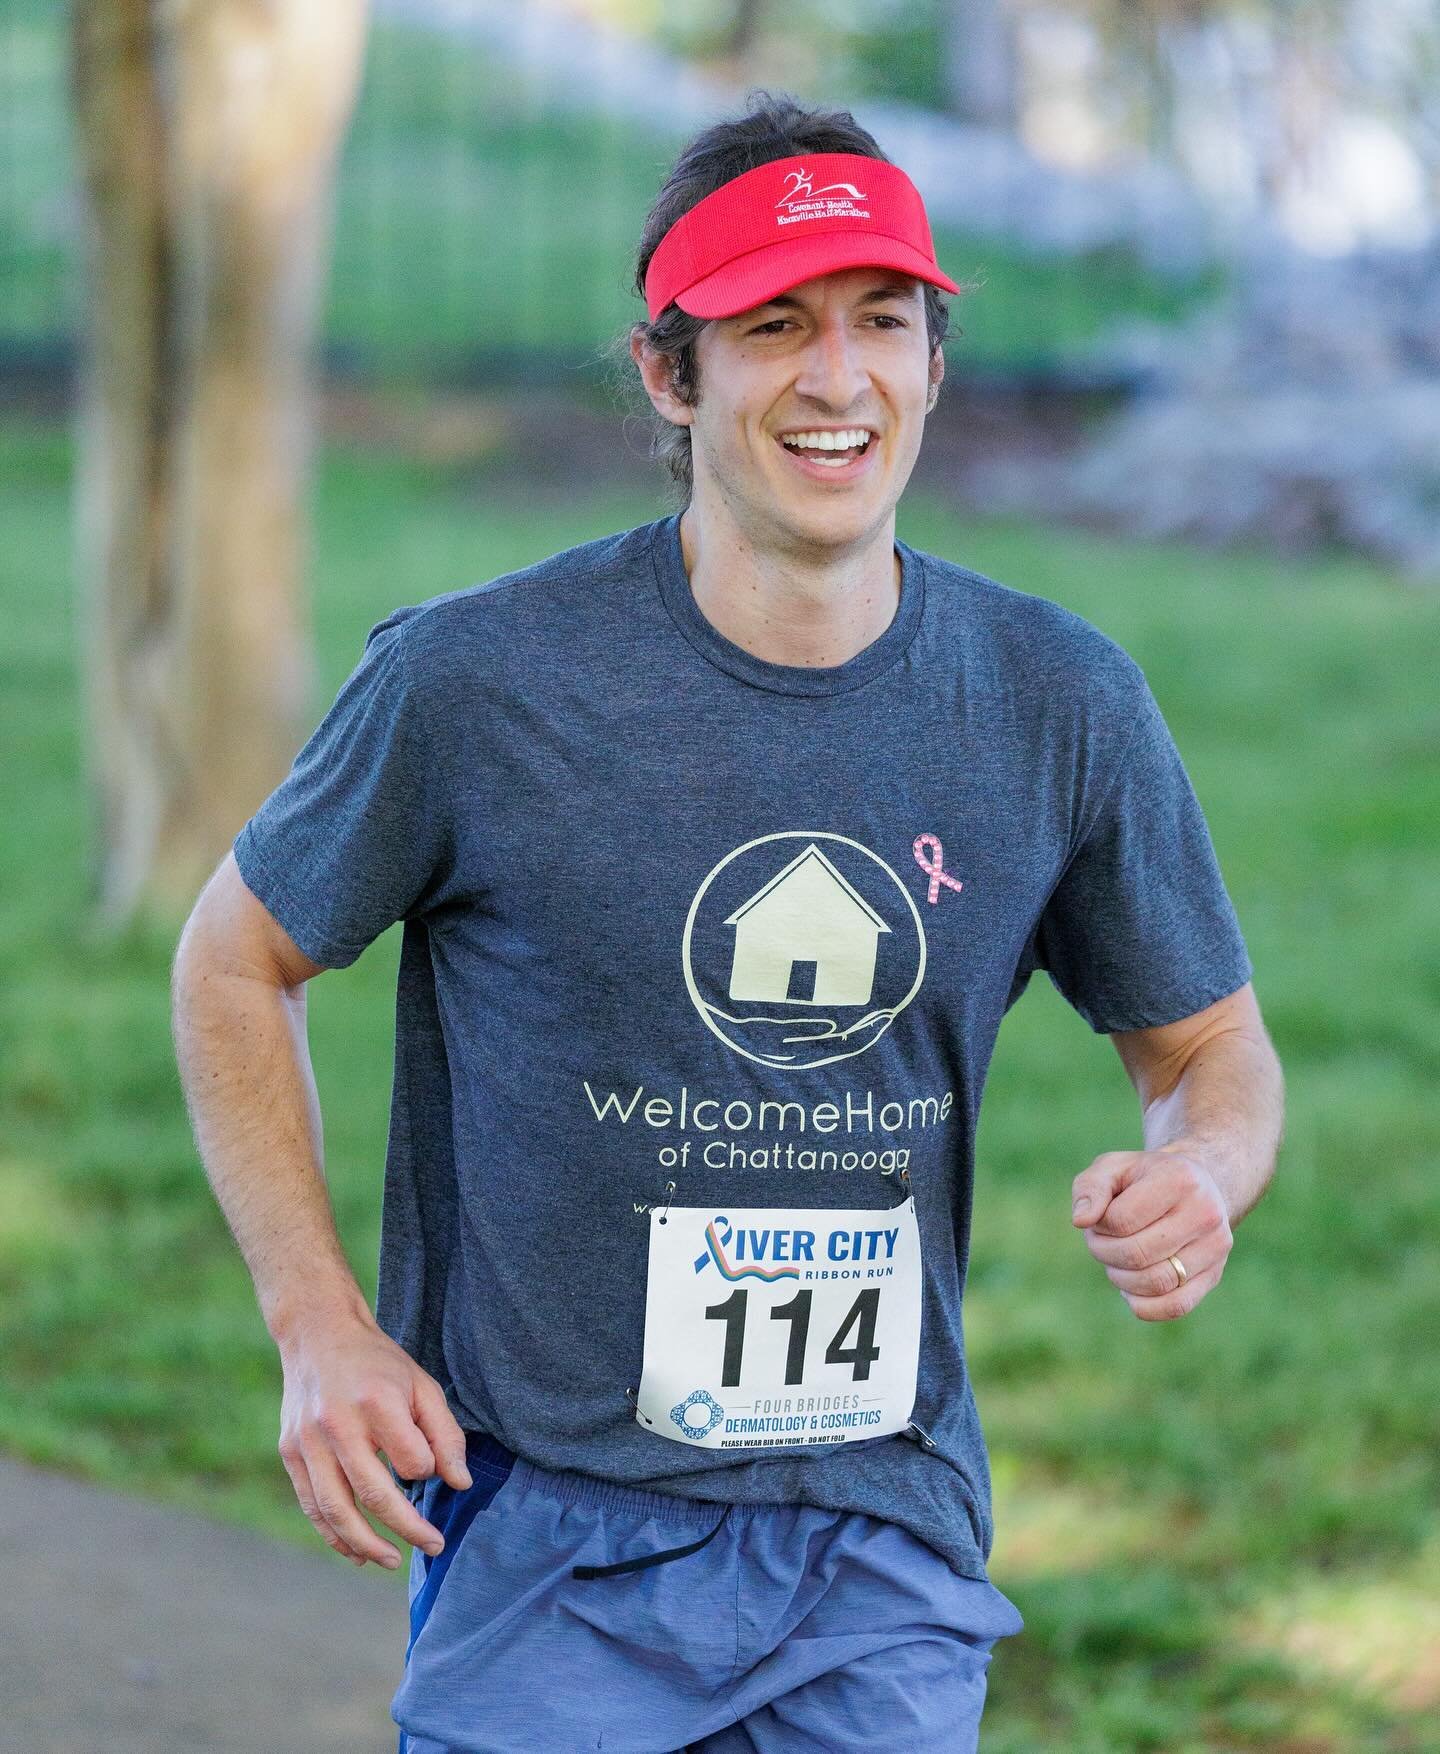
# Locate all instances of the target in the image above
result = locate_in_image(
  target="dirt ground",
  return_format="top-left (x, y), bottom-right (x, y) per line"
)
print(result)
top-left (316, 372), bottom-right (1108, 507)
top-left (7, 358), bottom-right (1108, 510)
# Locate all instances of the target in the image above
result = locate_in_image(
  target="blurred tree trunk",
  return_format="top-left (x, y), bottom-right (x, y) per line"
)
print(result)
top-left (942, 0), bottom-right (1020, 129)
top-left (68, 0), bottom-right (369, 932)
top-left (726, 0), bottom-right (764, 62)
top-left (706, 0), bottom-right (764, 83)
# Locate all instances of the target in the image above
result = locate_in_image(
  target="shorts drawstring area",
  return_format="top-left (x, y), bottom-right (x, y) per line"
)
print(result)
top-left (572, 1504), bottom-right (731, 1579)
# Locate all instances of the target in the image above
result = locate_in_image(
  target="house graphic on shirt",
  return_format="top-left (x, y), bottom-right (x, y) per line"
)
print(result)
top-left (723, 843), bottom-right (891, 1006)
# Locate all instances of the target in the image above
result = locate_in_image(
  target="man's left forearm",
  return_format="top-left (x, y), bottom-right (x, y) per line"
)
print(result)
top-left (1141, 1026), bottom-right (1285, 1226)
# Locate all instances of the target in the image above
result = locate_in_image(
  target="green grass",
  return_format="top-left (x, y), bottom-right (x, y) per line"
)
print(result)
top-left (2, 7), bottom-right (1225, 380)
top-left (1, 409), bottom-right (1437, 1751)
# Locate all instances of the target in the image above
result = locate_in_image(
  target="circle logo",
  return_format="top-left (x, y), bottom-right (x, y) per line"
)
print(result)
top-left (670, 1388), bottom-right (725, 1439)
top-left (681, 831), bottom-right (926, 1071)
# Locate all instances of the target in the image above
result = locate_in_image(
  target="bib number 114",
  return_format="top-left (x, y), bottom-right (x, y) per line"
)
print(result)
top-left (635, 1198), bottom-right (922, 1451)
top-left (706, 1285), bottom-right (881, 1386)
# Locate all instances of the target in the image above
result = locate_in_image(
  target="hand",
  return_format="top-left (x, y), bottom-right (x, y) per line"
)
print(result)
top-left (1071, 1146), bottom-right (1233, 1322)
top-left (276, 1310), bottom-right (474, 1568)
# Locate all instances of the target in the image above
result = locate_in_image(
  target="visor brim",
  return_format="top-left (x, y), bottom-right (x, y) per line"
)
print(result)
top-left (673, 232), bottom-right (961, 320)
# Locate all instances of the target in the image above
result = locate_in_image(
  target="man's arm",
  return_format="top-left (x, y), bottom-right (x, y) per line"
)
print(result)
top-left (171, 851), bottom-right (470, 1564)
top-left (172, 852), bottom-right (363, 1335)
top-left (1069, 982), bottom-right (1285, 1320)
top-left (1110, 981), bottom-right (1284, 1227)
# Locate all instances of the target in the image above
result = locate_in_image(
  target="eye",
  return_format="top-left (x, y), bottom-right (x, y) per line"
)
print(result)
top-left (747, 314), bottom-right (907, 336)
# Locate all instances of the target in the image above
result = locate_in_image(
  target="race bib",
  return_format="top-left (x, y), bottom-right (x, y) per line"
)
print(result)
top-left (635, 1198), bottom-right (922, 1451)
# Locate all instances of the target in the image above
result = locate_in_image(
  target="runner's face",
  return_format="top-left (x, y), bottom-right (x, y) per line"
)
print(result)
top-left (689, 267), bottom-right (940, 550)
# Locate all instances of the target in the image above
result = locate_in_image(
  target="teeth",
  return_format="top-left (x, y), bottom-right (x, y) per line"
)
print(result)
top-left (780, 428), bottom-right (871, 452)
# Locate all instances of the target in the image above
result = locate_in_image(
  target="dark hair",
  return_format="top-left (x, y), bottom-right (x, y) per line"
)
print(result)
top-left (606, 89), bottom-right (980, 507)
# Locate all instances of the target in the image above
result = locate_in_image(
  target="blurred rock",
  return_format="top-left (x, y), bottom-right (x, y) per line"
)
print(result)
top-left (964, 232), bottom-right (1440, 583)
top-left (854, 99), bottom-right (1215, 282)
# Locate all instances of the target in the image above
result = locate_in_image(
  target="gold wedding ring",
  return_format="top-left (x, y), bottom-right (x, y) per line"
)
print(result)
top-left (1167, 1253), bottom-right (1188, 1285)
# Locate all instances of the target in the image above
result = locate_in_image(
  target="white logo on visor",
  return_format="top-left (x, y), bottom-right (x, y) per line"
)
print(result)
top-left (774, 167), bottom-right (871, 228)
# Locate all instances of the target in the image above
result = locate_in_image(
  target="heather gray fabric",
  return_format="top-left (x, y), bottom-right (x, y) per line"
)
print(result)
top-left (232, 510), bottom-right (1253, 1582)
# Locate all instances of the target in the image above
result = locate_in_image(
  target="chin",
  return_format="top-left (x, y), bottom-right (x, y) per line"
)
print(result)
top-left (784, 489), bottom-right (888, 529)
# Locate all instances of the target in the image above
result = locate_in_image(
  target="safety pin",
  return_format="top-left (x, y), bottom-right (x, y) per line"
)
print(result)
top-left (625, 1385), bottom-right (655, 1427)
top-left (907, 1418), bottom-right (938, 1450)
top-left (656, 1179), bottom-right (676, 1224)
top-left (891, 1166), bottom-right (913, 1205)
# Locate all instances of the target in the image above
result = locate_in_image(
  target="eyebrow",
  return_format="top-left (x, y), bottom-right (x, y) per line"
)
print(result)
top-left (747, 283), bottom-right (920, 315)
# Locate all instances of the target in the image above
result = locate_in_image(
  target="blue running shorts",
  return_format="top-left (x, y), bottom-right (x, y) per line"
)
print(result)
top-left (391, 1431), bottom-right (1024, 1754)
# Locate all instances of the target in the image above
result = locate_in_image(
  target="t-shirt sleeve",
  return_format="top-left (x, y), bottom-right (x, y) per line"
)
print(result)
top-left (231, 611), bottom-right (452, 970)
top-left (1018, 669), bottom-right (1254, 1033)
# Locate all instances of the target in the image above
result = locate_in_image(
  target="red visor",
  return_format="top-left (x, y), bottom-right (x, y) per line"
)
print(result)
top-left (644, 151), bottom-right (960, 322)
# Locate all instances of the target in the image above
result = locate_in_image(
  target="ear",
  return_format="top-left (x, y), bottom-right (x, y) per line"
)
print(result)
top-left (630, 327), bottom-right (695, 428)
top-left (928, 343), bottom-right (945, 403)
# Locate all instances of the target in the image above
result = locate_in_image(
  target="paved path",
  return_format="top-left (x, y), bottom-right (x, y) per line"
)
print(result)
top-left (1, 1453), bottom-right (412, 1753)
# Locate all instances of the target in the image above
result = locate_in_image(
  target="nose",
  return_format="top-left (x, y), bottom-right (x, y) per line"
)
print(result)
top-left (792, 314), bottom-right (870, 413)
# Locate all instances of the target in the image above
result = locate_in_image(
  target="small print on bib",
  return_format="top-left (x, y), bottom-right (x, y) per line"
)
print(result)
top-left (635, 1197), bottom-right (921, 1451)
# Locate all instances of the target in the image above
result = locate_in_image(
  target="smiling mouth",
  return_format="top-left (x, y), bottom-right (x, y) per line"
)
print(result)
top-left (773, 432), bottom-right (876, 478)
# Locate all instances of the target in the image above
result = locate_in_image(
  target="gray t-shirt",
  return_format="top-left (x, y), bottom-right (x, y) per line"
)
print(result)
top-left (232, 511), bottom-right (1252, 1582)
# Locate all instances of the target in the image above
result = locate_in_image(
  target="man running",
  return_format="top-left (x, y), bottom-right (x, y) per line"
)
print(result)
top-left (174, 89), bottom-right (1283, 1754)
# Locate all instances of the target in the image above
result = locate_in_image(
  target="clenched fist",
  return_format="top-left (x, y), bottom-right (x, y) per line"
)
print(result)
top-left (1071, 1146), bottom-right (1234, 1322)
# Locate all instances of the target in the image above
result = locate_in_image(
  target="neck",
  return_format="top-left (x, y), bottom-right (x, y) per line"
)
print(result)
top-left (677, 494), bottom-right (901, 671)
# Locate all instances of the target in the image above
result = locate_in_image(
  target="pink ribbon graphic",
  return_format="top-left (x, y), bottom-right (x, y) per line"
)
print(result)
top-left (913, 833), bottom-right (964, 906)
